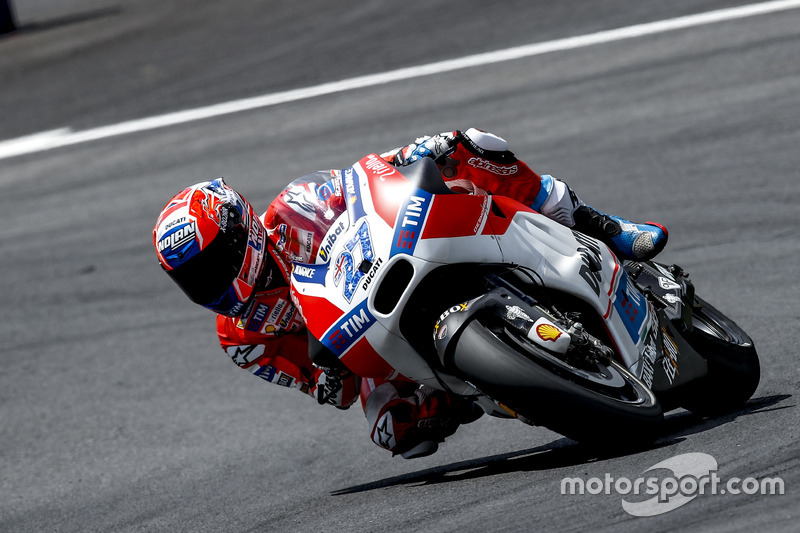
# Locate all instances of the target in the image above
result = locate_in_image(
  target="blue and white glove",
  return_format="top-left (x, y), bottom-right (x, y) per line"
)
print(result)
top-left (381, 131), bottom-right (458, 166)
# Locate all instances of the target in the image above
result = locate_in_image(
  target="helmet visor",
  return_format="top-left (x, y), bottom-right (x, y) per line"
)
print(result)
top-left (167, 221), bottom-right (248, 313)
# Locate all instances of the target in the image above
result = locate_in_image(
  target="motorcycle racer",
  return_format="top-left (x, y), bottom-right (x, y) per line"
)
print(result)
top-left (153, 128), bottom-right (668, 459)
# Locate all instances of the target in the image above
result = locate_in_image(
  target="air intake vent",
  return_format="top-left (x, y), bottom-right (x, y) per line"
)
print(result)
top-left (374, 259), bottom-right (414, 314)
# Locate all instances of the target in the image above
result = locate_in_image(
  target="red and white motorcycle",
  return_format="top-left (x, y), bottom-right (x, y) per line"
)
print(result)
top-left (290, 154), bottom-right (759, 445)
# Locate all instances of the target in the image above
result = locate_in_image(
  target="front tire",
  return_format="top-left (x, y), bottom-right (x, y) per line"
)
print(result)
top-left (450, 318), bottom-right (663, 447)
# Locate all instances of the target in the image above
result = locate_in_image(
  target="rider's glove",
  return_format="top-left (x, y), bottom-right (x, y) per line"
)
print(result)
top-left (311, 365), bottom-right (360, 410)
top-left (381, 131), bottom-right (458, 166)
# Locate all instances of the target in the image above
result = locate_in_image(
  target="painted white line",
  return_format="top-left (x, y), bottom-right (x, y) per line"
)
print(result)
top-left (1, 0), bottom-right (799, 162)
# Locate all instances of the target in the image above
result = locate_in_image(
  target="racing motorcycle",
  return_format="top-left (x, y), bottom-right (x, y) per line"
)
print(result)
top-left (290, 154), bottom-right (760, 446)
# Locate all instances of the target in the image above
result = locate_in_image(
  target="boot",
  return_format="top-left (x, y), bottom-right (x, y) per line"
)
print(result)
top-left (572, 205), bottom-right (668, 261)
top-left (536, 176), bottom-right (668, 261)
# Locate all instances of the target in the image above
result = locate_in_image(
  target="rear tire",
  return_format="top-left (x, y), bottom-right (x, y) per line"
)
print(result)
top-left (450, 319), bottom-right (663, 447)
top-left (680, 298), bottom-right (760, 416)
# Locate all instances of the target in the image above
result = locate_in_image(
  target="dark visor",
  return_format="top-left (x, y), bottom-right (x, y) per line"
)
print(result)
top-left (167, 223), bottom-right (248, 306)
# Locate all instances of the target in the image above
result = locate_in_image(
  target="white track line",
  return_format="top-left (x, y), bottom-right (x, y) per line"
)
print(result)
top-left (1, 0), bottom-right (799, 162)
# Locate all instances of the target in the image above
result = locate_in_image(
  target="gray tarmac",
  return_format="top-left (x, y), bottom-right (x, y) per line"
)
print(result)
top-left (1, 1), bottom-right (798, 531)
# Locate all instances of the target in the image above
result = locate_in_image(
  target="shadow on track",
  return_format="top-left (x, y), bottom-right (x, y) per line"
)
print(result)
top-left (332, 394), bottom-right (791, 496)
top-left (658, 393), bottom-right (793, 439)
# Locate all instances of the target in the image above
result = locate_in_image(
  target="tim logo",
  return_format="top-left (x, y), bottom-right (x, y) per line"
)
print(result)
top-left (324, 301), bottom-right (374, 356)
top-left (391, 189), bottom-right (432, 256)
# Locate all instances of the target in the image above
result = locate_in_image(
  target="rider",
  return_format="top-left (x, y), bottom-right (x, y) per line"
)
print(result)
top-left (153, 128), bottom-right (668, 459)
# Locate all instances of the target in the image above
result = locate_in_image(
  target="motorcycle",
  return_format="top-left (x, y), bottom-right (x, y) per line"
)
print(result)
top-left (290, 154), bottom-right (760, 446)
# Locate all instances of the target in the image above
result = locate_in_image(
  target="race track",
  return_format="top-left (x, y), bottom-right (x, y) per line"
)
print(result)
top-left (1, 1), bottom-right (798, 531)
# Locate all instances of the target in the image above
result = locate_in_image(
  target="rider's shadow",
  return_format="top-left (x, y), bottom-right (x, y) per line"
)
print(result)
top-left (331, 394), bottom-right (791, 496)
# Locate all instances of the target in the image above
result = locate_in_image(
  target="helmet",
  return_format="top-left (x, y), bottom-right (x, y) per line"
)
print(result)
top-left (153, 178), bottom-right (266, 317)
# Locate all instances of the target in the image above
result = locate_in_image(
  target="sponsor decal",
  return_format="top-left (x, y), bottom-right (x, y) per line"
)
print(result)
top-left (266, 298), bottom-right (289, 326)
top-left (254, 364), bottom-right (276, 381)
top-left (332, 220), bottom-right (375, 302)
top-left (536, 323), bottom-right (563, 342)
top-left (218, 205), bottom-right (231, 231)
top-left (236, 299), bottom-right (257, 329)
top-left (659, 276), bottom-right (681, 290)
top-left (163, 216), bottom-right (186, 231)
top-left (474, 195), bottom-right (490, 233)
top-left (276, 223), bottom-right (287, 251)
top-left (284, 185), bottom-right (317, 220)
top-left (639, 342), bottom-right (657, 388)
top-left (506, 305), bottom-right (532, 322)
top-left (226, 300), bottom-right (247, 317)
top-left (296, 228), bottom-right (314, 262)
top-left (323, 300), bottom-right (375, 356)
top-left (228, 345), bottom-right (260, 367)
top-left (574, 232), bottom-right (603, 296)
top-left (318, 220), bottom-right (346, 262)
top-left (391, 189), bottom-right (433, 256)
top-left (157, 221), bottom-right (197, 254)
top-left (364, 153), bottom-right (397, 180)
top-left (360, 257), bottom-right (384, 291)
top-left (246, 303), bottom-right (271, 333)
top-left (374, 412), bottom-right (396, 450)
top-left (240, 222), bottom-right (264, 286)
top-left (292, 263), bottom-right (327, 285)
top-left (528, 317), bottom-right (571, 354)
top-left (276, 372), bottom-right (294, 387)
top-left (316, 178), bottom-right (342, 203)
top-left (467, 156), bottom-right (518, 176)
top-left (343, 167), bottom-right (367, 221)
top-left (247, 217), bottom-right (263, 252)
top-left (438, 302), bottom-right (469, 322)
top-left (278, 309), bottom-right (294, 330)
top-left (434, 302), bottom-right (470, 339)
top-left (253, 365), bottom-right (295, 387)
top-left (662, 330), bottom-right (680, 384)
top-left (614, 272), bottom-right (648, 344)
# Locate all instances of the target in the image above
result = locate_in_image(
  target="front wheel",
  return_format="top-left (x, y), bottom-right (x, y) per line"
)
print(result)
top-left (450, 318), bottom-right (663, 447)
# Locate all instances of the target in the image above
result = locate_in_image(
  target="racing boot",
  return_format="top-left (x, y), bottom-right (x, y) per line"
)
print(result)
top-left (366, 382), bottom-right (484, 459)
top-left (572, 205), bottom-right (669, 261)
top-left (535, 176), bottom-right (668, 261)
top-left (400, 391), bottom-right (484, 459)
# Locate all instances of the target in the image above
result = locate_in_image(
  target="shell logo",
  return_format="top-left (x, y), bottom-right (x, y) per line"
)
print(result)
top-left (536, 323), bottom-right (563, 342)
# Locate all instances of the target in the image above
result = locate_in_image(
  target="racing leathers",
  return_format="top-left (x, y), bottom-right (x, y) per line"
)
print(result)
top-left (215, 128), bottom-right (668, 458)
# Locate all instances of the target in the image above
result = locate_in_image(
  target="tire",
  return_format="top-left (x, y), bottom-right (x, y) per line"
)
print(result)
top-left (680, 297), bottom-right (760, 416)
top-left (450, 318), bottom-right (663, 447)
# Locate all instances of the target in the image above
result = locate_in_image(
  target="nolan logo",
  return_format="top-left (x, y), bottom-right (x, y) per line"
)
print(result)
top-left (158, 221), bottom-right (197, 252)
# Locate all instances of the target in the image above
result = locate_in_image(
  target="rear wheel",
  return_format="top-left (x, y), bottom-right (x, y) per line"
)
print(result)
top-left (680, 297), bottom-right (760, 416)
top-left (450, 317), bottom-right (663, 447)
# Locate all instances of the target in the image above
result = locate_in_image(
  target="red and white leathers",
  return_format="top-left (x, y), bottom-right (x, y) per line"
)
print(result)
top-left (215, 128), bottom-right (665, 458)
top-left (216, 170), bottom-right (362, 409)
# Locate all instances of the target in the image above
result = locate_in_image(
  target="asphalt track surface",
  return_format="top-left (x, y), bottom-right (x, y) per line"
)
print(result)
top-left (1, 1), bottom-right (799, 531)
